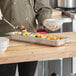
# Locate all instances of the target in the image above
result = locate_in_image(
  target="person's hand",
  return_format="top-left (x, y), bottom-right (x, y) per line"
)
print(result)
top-left (0, 9), bottom-right (3, 20)
top-left (42, 19), bottom-right (62, 31)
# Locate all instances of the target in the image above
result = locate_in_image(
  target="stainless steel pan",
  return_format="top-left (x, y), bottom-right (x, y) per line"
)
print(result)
top-left (58, 0), bottom-right (76, 8)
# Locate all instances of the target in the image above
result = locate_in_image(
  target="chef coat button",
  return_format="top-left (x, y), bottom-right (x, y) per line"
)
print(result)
top-left (36, 10), bottom-right (37, 12)
top-left (25, 17), bottom-right (28, 20)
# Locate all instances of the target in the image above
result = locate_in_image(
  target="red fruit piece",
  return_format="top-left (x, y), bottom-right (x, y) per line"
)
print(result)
top-left (20, 25), bottom-right (25, 30)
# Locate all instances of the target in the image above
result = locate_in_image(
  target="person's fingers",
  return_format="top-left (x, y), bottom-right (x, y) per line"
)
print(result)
top-left (42, 19), bottom-right (62, 31)
top-left (56, 25), bottom-right (61, 30)
top-left (47, 25), bottom-right (60, 31)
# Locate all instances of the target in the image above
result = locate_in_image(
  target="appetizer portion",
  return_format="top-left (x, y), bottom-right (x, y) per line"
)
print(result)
top-left (13, 30), bottom-right (62, 40)
top-left (11, 26), bottom-right (67, 46)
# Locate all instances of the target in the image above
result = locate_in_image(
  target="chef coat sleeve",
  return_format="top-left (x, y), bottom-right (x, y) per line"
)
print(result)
top-left (34, 0), bottom-right (52, 24)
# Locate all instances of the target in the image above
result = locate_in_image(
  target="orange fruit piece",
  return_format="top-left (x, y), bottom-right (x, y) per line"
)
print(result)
top-left (20, 25), bottom-right (25, 30)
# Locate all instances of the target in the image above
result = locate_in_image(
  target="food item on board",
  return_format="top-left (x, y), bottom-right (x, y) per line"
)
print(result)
top-left (16, 25), bottom-right (25, 31)
top-left (13, 30), bottom-right (63, 40)
top-left (20, 26), bottom-right (25, 30)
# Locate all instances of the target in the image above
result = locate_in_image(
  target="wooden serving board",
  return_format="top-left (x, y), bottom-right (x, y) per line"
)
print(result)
top-left (52, 9), bottom-right (62, 18)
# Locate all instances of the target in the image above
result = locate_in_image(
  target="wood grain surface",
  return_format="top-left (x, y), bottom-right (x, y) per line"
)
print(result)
top-left (0, 32), bottom-right (76, 64)
top-left (52, 9), bottom-right (62, 18)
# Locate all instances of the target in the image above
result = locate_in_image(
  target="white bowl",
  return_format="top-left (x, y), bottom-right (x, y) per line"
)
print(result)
top-left (0, 47), bottom-right (8, 53)
top-left (0, 44), bottom-right (9, 47)
top-left (0, 37), bottom-right (9, 53)
top-left (0, 37), bottom-right (9, 43)
top-left (0, 42), bottom-right (9, 45)
top-left (0, 37), bottom-right (9, 41)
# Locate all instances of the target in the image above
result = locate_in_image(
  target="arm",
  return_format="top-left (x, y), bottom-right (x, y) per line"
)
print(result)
top-left (34, 0), bottom-right (52, 24)
top-left (34, 0), bottom-right (61, 31)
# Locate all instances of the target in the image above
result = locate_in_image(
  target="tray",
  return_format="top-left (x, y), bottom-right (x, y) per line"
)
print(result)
top-left (11, 34), bottom-right (68, 46)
